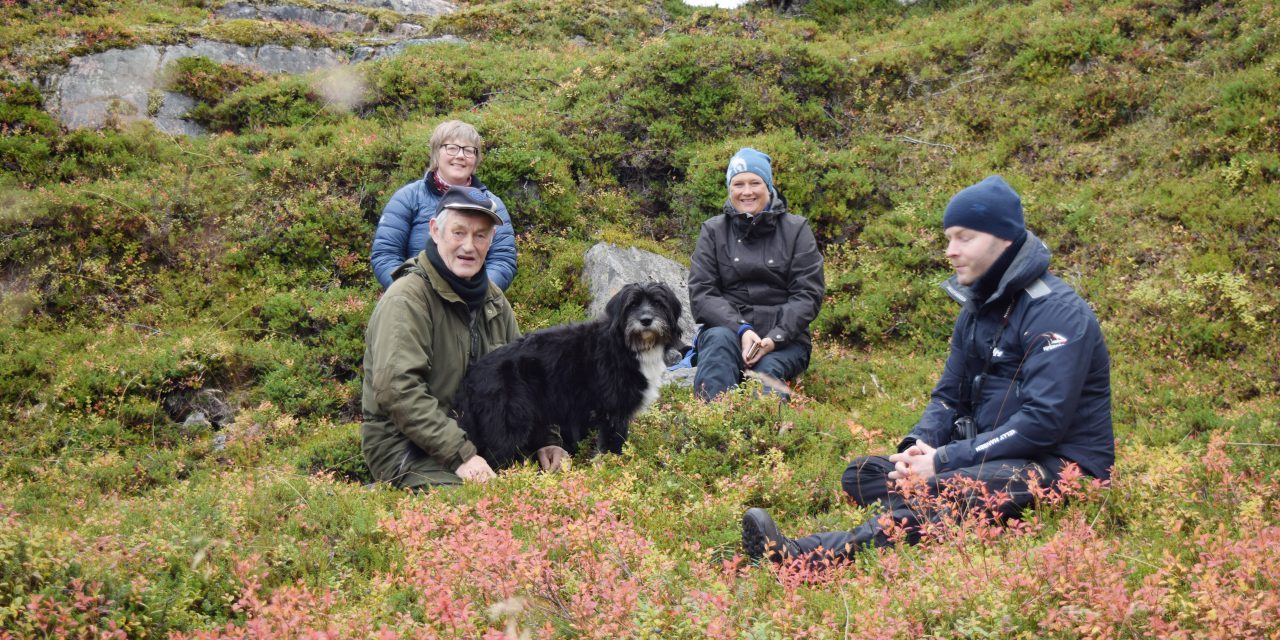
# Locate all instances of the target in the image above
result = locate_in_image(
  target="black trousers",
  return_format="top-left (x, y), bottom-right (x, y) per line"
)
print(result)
top-left (792, 455), bottom-right (1058, 560)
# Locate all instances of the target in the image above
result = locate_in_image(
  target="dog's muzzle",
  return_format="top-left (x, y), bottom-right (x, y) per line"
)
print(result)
top-left (626, 315), bottom-right (668, 351)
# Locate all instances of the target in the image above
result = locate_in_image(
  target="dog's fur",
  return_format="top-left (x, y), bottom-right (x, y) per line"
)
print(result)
top-left (453, 282), bottom-right (683, 470)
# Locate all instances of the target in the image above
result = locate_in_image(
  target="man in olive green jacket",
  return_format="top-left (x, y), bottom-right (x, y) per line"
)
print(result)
top-left (361, 186), bottom-right (567, 489)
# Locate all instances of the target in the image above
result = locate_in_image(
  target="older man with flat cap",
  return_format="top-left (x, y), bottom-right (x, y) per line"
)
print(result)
top-left (742, 175), bottom-right (1114, 564)
top-left (361, 185), bottom-right (567, 489)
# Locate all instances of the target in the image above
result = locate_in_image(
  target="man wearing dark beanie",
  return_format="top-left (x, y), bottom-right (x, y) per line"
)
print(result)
top-left (742, 175), bottom-right (1114, 565)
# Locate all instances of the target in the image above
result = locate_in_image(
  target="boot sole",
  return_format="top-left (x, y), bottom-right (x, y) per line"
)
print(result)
top-left (742, 507), bottom-right (783, 562)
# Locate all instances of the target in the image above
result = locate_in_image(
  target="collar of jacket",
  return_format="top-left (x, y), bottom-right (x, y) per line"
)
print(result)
top-left (940, 230), bottom-right (1052, 312)
top-left (406, 252), bottom-right (504, 319)
top-left (724, 196), bottom-right (786, 240)
top-left (422, 171), bottom-right (488, 197)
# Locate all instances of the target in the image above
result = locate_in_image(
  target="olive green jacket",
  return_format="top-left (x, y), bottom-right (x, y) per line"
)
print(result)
top-left (360, 252), bottom-right (520, 488)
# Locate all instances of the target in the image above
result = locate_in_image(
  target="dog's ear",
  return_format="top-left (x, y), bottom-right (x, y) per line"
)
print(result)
top-left (650, 282), bottom-right (683, 345)
top-left (655, 282), bottom-right (681, 320)
top-left (604, 283), bottom-right (638, 322)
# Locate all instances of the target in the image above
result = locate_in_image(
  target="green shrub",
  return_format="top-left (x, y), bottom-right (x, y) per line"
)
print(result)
top-left (1062, 66), bottom-right (1152, 140)
top-left (607, 34), bottom-right (853, 148)
top-left (220, 189), bottom-right (372, 283)
top-left (428, 0), bottom-right (663, 44)
top-left (166, 55), bottom-right (266, 105)
top-left (816, 243), bottom-right (952, 346)
top-left (1007, 10), bottom-right (1128, 79)
top-left (472, 105), bottom-right (581, 231)
top-left (799, 0), bottom-right (908, 24)
top-left (670, 131), bottom-right (890, 246)
top-left (196, 75), bottom-right (331, 132)
top-left (296, 421), bottom-right (369, 483)
top-left (0, 122), bottom-right (178, 184)
top-left (362, 44), bottom-right (493, 119)
top-left (0, 81), bottom-right (59, 138)
top-left (1127, 268), bottom-right (1275, 357)
top-left (202, 18), bottom-right (338, 48)
top-left (504, 235), bottom-right (593, 330)
top-left (1211, 65), bottom-right (1280, 147)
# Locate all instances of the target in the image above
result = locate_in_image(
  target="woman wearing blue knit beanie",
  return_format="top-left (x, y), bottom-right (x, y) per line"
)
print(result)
top-left (687, 148), bottom-right (826, 401)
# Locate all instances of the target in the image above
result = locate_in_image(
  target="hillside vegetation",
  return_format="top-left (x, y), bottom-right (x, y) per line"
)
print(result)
top-left (1, 0), bottom-right (1278, 637)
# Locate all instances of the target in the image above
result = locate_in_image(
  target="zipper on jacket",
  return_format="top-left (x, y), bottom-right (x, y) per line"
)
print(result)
top-left (468, 310), bottom-right (480, 362)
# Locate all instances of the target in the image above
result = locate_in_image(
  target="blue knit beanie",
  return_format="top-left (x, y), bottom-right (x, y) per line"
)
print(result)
top-left (942, 175), bottom-right (1025, 241)
top-left (725, 148), bottom-right (775, 195)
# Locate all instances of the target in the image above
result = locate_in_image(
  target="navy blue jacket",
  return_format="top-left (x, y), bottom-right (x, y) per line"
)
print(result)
top-left (370, 173), bottom-right (516, 289)
top-left (906, 232), bottom-right (1114, 479)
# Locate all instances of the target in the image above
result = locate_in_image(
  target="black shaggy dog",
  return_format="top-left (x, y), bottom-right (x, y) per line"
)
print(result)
top-left (453, 282), bottom-right (683, 470)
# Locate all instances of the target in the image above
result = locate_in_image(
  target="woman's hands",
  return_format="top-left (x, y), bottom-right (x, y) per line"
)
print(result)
top-left (740, 330), bottom-right (775, 367)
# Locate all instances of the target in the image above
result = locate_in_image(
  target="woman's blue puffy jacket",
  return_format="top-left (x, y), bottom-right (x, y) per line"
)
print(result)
top-left (370, 173), bottom-right (516, 289)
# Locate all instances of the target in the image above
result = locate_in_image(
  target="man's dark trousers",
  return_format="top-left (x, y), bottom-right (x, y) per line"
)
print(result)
top-left (791, 455), bottom-right (1060, 559)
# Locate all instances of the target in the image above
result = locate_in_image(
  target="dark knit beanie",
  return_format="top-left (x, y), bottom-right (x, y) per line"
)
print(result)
top-left (942, 175), bottom-right (1025, 241)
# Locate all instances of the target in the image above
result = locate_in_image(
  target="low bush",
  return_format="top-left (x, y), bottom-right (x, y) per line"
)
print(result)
top-left (167, 56), bottom-right (266, 106)
top-left (296, 421), bottom-right (369, 483)
top-left (427, 0), bottom-right (665, 44)
top-left (201, 18), bottom-right (338, 49)
top-left (195, 76), bottom-right (332, 132)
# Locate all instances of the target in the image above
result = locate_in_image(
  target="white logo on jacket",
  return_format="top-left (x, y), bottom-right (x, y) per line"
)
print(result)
top-left (1042, 332), bottom-right (1069, 352)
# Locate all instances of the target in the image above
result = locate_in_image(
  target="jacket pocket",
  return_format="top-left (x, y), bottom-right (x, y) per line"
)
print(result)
top-left (975, 374), bottom-right (1024, 431)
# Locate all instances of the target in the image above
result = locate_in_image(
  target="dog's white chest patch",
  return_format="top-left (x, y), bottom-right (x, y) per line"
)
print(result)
top-left (636, 347), bottom-right (666, 411)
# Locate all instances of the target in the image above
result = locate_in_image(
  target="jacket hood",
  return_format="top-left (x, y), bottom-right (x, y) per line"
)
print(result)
top-left (723, 195), bottom-right (788, 240)
top-left (941, 230), bottom-right (1051, 311)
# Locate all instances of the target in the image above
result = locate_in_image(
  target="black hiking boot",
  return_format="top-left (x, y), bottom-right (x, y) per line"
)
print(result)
top-left (742, 508), bottom-right (801, 563)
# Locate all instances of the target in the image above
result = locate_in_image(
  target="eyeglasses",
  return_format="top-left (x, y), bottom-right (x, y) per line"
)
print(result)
top-left (442, 143), bottom-right (479, 159)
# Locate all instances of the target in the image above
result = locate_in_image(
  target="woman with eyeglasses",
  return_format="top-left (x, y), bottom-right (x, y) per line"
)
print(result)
top-left (371, 120), bottom-right (517, 289)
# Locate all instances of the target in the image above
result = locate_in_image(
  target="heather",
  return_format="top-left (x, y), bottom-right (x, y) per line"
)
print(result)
top-left (1, 0), bottom-right (1278, 637)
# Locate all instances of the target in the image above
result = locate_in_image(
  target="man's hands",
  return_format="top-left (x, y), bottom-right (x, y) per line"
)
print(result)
top-left (888, 441), bottom-right (938, 481)
top-left (740, 330), bottom-right (775, 368)
top-left (457, 446), bottom-right (569, 484)
top-left (456, 455), bottom-right (497, 483)
top-left (536, 445), bottom-right (569, 473)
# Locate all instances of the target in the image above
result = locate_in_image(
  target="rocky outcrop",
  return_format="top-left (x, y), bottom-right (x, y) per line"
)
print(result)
top-left (350, 35), bottom-right (463, 63)
top-left (49, 40), bottom-right (347, 134)
top-left (162, 40), bottom-right (348, 75)
top-left (51, 45), bottom-right (164, 131)
top-left (583, 242), bottom-right (696, 345)
top-left (340, 0), bottom-right (457, 16)
top-left (44, 1), bottom-right (462, 134)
